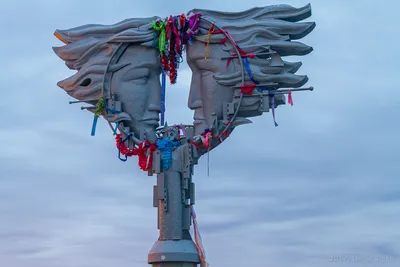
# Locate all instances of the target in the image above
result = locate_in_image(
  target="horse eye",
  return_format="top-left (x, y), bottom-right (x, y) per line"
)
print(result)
top-left (80, 78), bottom-right (91, 87)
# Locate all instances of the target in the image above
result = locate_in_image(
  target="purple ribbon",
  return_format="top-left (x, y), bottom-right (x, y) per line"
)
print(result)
top-left (185, 13), bottom-right (201, 41)
top-left (270, 92), bottom-right (278, 127)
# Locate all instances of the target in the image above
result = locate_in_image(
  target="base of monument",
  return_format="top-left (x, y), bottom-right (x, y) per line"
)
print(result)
top-left (151, 263), bottom-right (197, 267)
top-left (148, 240), bottom-right (200, 266)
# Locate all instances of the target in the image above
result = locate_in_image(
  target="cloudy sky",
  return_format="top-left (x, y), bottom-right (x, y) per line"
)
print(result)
top-left (1, 0), bottom-right (399, 266)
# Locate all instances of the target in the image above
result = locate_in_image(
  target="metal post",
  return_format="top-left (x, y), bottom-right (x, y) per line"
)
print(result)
top-left (148, 145), bottom-right (200, 267)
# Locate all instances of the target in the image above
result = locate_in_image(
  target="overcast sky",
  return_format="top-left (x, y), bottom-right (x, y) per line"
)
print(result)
top-left (0, 0), bottom-right (399, 266)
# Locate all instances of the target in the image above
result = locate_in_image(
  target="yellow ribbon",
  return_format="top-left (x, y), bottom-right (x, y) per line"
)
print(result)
top-left (204, 22), bottom-right (214, 60)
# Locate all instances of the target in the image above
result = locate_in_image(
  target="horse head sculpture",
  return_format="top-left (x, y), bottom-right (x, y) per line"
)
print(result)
top-left (53, 17), bottom-right (162, 144)
top-left (186, 4), bottom-right (315, 138)
top-left (52, 6), bottom-right (316, 266)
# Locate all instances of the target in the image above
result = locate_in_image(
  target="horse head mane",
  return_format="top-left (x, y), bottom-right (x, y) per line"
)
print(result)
top-left (53, 17), bottom-right (159, 103)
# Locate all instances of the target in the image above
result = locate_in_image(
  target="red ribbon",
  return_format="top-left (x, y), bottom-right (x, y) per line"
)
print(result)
top-left (116, 134), bottom-right (157, 171)
top-left (288, 90), bottom-right (294, 106)
top-left (216, 121), bottom-right (231, 141)
top-left (226, 53), bottom-right (256, 67)
top-left (189, 140), bottom-right (205, 149)
top-left (240, 84), bottom-right (257, 95)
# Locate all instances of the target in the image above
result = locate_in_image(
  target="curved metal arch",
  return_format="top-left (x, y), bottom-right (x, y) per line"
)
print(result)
top-left (102, 42), bottom-right (130, 99)
top-left (102, 42), bottom-right (142, 145)
top-left (198, 17), bottom-right (245, 137)
top-left (102, 16), bottom-right (249, 145)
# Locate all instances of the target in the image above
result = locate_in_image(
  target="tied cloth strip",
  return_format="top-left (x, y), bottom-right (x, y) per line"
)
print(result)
top-left (201, 131), bottom-right (212, 148)
top-left (152, 13), bottom-right (201, 84)
top-left (115, 134), bottom-right (157, 171)
top-left (161, 71), bottom-right (166, 125)
top-left (152, 20), bottom-right (166, 53)
top-left (116, 133), bottom-right (131, 162)
top-left (91, 96), bottom-right (121, 136)
top-left (203, 28), bottom-right (278, 125)
top-left (226, 53), bottom-right (256, 68)
top-left (204, 23), bottom-right (215, 60)
top-left (189, 123), bottom-right (232, 150)
top-left (191, 206), bottom-right (208, 267)
top-left (239, 84), bottom-right (257, 95)
top-left (242, 57), bottom-right (279, 127)
top-left (288, 89), bottom-right (294, 106)
top-left (173, 124), bottom-right (187, 139)
top-left (200, 129), bottom-right (213, 176)
top-left (199, 28), bottom-right (230, 60)
top-left (221, 32), bottom-right (279, 126)
top-left (152, 13), bottom-right (201, 124)
top-left (91, 96), bottom-right (106, 136)
top-left (206, 29), bottom-right (255, 67)
top-left (156, 138), bottom-right (180, 170)
top-left (165, 15), bottom-right (178, 84)
top-left (189, 129), bottom-right (214, 150)
top-left (216, 121), bottom-right (231, 142)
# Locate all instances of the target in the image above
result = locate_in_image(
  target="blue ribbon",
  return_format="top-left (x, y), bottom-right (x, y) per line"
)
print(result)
top-left (113, 122), bottom-right (119, 135)
top-left (118, 145), bottom-right (127, 162)
top-left (161, 71), bottom-right (166, 126)
top-left (156, 138), bottom-right (180, 170)
top-left (152, 31), bottom-right (157, 48)
top-left (270, 91), bottom-right (279, 127)
top-left (105, 106), bottom-right (120, 114)
top-left (91, 116), bottom-right (98, 136)
top-left (117, 134), bottom-right (132, 162)
top-left (91, 105), bottom-right (121, 137)
top-left (242, 57), bottom-right (278, 127)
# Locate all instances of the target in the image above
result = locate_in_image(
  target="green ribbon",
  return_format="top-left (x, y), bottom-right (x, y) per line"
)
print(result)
top-left (94, 96), bottom-right (106, 118)
top-left (152, 20), bottom-right (166, 53)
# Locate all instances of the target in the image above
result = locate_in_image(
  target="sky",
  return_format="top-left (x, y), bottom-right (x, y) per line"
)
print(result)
top-left (0, 0), bottom-right (399, 266)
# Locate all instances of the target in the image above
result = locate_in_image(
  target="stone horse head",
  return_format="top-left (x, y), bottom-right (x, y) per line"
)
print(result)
top-left (186, 4), bottom-right (316, 136)
top-left (53, 17), bottom-right (162, 144)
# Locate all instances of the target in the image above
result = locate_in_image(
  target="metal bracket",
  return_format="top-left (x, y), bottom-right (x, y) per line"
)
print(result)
top-left (189, 183), bottom-right (195, 205)
top-left (262, 95), bottom-right (270, 112)
top-left (153, 150), bottom-right (161, 174)
top-left (163, 188), bottom-right (168, 212)
top-left (223, 102), bottom-right (235, 121)
top-left (181, 187), bottom-right (186, 204)
top-left (153, 186), bottom-right (158, 207)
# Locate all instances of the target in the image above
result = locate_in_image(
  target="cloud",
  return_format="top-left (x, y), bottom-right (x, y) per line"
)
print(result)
top-left (1, 0), bottom-right (399, 267)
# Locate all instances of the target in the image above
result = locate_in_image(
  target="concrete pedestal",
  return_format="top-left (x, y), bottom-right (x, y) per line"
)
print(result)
top-left (148, 145), bottom-right (200, 267)
top-left (148, 240), bottom-right (199, 267)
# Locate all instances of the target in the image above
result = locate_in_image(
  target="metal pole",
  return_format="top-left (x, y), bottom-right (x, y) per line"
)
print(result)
top-left (148, 144), bottom-right (200, 267)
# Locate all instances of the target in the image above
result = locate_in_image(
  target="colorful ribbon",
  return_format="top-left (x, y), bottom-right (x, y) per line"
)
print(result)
top-left (240, 84), bottom-right (257, 95)
top-left (91, 116), bottom-right (98, 136)
top-left (115, 134), bottom-right (157, 170)
top-left (191, 206), bottom-right (208, 267)
top-left (242, 57), bottom-right (278, 127)
top-left (288, 90), bottom-right (294, 106)
top-left (156, 138), bottom-right (180, 170)
top-left (173, 124), bottom-right (187, 138)
top-left (204, 23), bottom-right (214, 60)
top-left (152, 20), bottom-right (166, 53)
top-left (161, 71), bottom-right (166, 126)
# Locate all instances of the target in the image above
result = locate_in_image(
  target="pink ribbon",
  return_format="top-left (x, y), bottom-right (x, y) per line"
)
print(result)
top-left (288, 90), bottom-right (294, 106)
